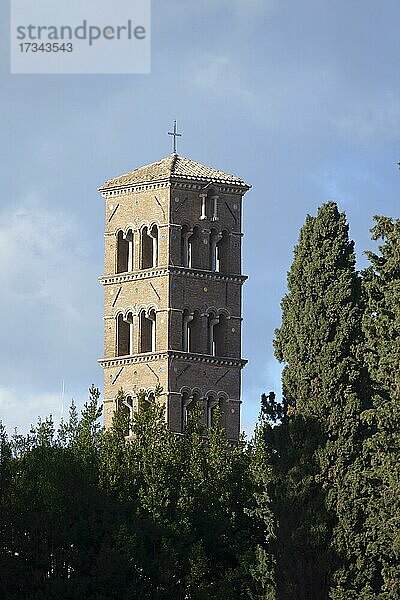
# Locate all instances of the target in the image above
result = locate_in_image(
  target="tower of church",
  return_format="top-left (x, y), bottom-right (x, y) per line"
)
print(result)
top-left (98, 145), bottom-right (251, 441)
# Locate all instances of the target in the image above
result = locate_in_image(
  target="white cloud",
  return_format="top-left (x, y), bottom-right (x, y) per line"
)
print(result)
top-left (0, 383), bottom-right (90, 435)
top-left (0, 191), bottom-right (98, 321)
top-left (0, 192), bottom-right (102, 410)
top-left (0, 385), bottom-right (61, 433)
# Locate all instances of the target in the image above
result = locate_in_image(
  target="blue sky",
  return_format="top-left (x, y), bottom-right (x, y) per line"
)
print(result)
top-left (0, 0), bottom-right (399, 435)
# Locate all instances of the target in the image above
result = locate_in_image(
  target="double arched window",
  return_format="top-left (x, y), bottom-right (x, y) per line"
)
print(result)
top-left (180, 225), bottom-right (229, 273)
top-left (116, 225), bottom-right (159, 273)
top-left (117, 391), bottom-right (157, 436)
top-left (180, 309), bottom-right (230, 356)
top-left (180, 391), bottom-right (224, 432)
top-left (116, 309), bottom-right (156, 356)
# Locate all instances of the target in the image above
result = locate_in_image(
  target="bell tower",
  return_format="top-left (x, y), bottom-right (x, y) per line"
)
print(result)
top-left (98, 151), bottom-right (251, 441)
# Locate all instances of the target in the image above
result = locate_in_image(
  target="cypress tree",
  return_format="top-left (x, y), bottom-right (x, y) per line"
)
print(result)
top-left (260, 390), bottom-right (330, 600)
top-left (362, 216), bottom-right (400, 598)
top-left (245, 401), bottom-right (277, 600)
top-left (273, 202), bottom-right (371, 598)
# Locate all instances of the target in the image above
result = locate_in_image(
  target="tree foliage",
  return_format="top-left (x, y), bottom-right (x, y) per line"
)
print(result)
top-left (272, 203), bottom-right (371, 598)
top-left (362, 216), bottom-right (400, 598)
top-left (0, 387), bottom-right (276, 599)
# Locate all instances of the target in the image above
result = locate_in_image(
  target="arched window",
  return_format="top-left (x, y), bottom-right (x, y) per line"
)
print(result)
top-left (140, 309), bottom-right (156, 353)
top-left (117, 395), bottom-right (133, 436)
top-left (182, 392), bottom-right (199, 430)
top-left (181, 309), bottom-right (202, 353)
top-left (181, 225), bottom-right (191, 267)
top-left (117, 312), bottom-right (133, 356)
top-left (182, 309), bottom-right (193, 352)
top-left (116, 231), bottom-right (128, 273)
top-left (214, 313), bottom-right (228, 356)
top-left (188, 226), bottom-right (201, 269)
top-left (141, 225), bottom-right (158, 269)
top-left (209, 230), bottom-right (229, 272)
top-left (209, 229), bottom-right (222, 271)
top-left (207, 396), bottom-right (220, 428)
top-left (126, 230), bottom-right (134, 271)
top-left (138, 390), bottom-right (154, 412)
top-left (116, 229), bottom-right (134, 273)
top-left (191, 310), bottom-right (202, 353)
top-left (150, 225), bottom-right (158, 267)
top-left (207, 313), bottom-right (219, 355)
top-left (207, 313), bottom-right (228, 356)
top-left (181, 391), bottom-right (189, 431)
top-left (216, 230), bottom-right (229, 273)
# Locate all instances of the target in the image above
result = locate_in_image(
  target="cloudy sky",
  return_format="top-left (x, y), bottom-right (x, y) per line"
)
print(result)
top-left (0, 0), bottom-right (399, 435)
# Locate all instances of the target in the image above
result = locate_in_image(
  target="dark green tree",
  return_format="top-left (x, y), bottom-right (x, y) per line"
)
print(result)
top-left (273, 202), bottom-right (371, 599)
top-left (260, 390), bottom-right (329, 600)
top-left (362, 216), bottom-right (400, 598)
top-left (244, 402), bottom-right (277, 600)
top-left (0, 385), bottom-right (277, 599)
top-left (0, 387), bottom-right (151, 599)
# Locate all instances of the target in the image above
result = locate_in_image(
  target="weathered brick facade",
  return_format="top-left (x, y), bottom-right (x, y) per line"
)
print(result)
top-left (98, 154), bottom-right (250, 441)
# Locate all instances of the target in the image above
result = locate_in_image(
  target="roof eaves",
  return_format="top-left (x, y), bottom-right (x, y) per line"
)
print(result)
top-left (98, 175), bottom-right (173, 194)
top-left (170, 173), bottom-right (251, 190)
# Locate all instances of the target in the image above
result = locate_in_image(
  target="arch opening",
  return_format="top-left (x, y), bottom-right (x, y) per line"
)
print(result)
top-left (141, 225), bottom-right (158, 269)
top-left (181, 225), bottom-right (191, 267)
top-left (182, 392), bottom-right (200, 430)
top-left (116, 229), bottom-right (134, 274)
top-left (214, 313), bottom-right (228, 356)
top-left (188, 226), bottom-right (201, 269)
top-left (117, 395), bottom-right (134, 436)
top-left (207, 312), bottom-right (228, 356)
top-left (117, 312), bottom-right (133, 356)
top-left (140, 309), bottom-right (156, 353)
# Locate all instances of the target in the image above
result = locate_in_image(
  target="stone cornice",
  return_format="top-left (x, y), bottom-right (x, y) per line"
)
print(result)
top-left (98, 350), bottom-right (247, 369)
top-left (98, 352), bottom-right (169, 367)
top-left (99, 268), bottom-right (169, 285)
top-left (99, 181), bottom-right (171, 198)
top-left (171, 179), bottom-right (249, 195)
top-left (99, 177), bottom-right (250, 198)
top-left (169, 266), bottom-right (247, 283)
top-left (169, 351), bottom-right (247, 367)
top-left (99, 266), bottom-right (248, 286)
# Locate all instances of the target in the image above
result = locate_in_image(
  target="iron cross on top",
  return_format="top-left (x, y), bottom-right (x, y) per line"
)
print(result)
top-left (168, 120), bottom-right (182, 154)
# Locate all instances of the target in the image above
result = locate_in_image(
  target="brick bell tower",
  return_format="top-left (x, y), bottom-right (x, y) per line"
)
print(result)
top-left (98, 143), bottom-right (251, 441)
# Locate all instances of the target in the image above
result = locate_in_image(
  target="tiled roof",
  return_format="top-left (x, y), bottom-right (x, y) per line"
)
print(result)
top-left (99, 154), bottom-right (250, 191)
